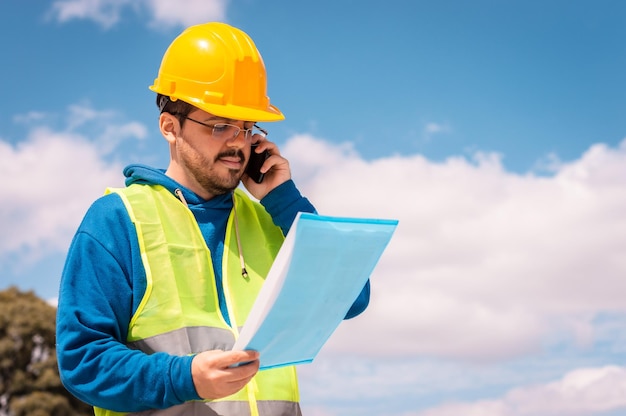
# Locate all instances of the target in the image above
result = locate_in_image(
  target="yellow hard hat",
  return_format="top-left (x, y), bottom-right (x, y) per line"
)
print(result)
top-left (149, 22), bottom-right (284, 122)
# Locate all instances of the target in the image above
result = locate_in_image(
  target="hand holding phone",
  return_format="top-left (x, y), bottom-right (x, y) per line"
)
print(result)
top-left (245, 143), bottom-right (269, 184)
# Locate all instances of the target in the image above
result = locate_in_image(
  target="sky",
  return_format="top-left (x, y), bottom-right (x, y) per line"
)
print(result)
top-left (1, 0), bottom-right (625, 415)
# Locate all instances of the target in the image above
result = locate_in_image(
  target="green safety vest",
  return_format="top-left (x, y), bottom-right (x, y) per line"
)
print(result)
top-left (95, 184), bottom-right (301, 416)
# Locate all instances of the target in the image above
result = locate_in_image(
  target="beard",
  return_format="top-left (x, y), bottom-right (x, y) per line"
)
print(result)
top-left (178, 138), bottom-right (245, 197)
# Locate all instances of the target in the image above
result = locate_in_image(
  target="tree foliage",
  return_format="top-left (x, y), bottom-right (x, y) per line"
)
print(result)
top-left (0, 287), bottom-right (92, 416)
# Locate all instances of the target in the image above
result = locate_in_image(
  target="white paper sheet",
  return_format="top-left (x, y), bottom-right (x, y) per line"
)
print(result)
top-left (232, 212), bottom-right (398, 370)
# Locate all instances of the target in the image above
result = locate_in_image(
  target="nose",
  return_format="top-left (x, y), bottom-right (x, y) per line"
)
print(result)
top-left (226, 127), bottom-right (248, 148)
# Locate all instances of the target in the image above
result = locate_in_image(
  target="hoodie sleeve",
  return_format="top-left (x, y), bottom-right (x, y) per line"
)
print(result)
top-left (56, 194), bottom-right (200, 412)
top-left (260, 179), bottom-right (317, 234)
top-left (260, 180), bottom-right (370, 319)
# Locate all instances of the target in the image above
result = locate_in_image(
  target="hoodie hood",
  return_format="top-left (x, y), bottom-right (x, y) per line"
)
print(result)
top-left (123, 164), bottom-right (233, 209)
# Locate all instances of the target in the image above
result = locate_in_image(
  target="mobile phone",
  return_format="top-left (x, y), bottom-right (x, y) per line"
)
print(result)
top-left (246, 143), bottom-right (269, 183)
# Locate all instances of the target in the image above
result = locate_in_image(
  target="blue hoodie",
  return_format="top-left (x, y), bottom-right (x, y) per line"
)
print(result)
top-left (56, 164), bottom-right (370, 412)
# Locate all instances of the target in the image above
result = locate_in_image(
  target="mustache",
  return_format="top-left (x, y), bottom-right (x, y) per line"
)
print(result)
top-left (216, 149), bottom-right (245, 163)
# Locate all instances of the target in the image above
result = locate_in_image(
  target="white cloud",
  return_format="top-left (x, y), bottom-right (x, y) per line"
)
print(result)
top-left (48, 0), bottom-right (228, 29)
top-left (423, 122), bottom-right (451, 141)
top-left (145, 0), bottom-right (227, 28)
top-left (13, 111), bottom-right (48, 124)
top-left (64, 103), bottom-right (117, 131)
top-left (425, 123), bottom-right (446, 134)
top-left (61, 103), bottom-right (148, 152)
top-left (49, 0), bottom-right (133, 29)
top-left (283, 135), bottom-right (626, 361)
top-left (0, 128), bottom-right (122, 259)
top-left (0, 105), bottom-right (146, 268)
top-left (417, 365), bottom-right (626, 416)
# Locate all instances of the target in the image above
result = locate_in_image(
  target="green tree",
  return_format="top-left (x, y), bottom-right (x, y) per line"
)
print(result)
top-left (0, 286), bottom-right (92, 416)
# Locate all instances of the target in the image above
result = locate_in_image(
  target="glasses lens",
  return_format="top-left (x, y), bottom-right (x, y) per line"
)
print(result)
top-left (250, 126), bottom-right (267, 140)
top-left (211, 124), bottom-right (241, 140)
top-left (210, 123), bottom-right (266, 141)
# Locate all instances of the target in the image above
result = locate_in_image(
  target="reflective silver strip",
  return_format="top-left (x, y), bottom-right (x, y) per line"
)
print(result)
top-left (126, 327), bottom-right (301, 416)
top-left (128, 400), bottom-right (302, 415)
top-left (127, 326), bottom-right (235, 355)
top-left (257, 400), bottom-right (302, 416)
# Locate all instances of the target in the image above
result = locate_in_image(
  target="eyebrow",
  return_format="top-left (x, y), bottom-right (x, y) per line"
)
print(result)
top-left (197, 115), bottom-right (230, 123)
top-left (198, 115), bottom-right (253, 125)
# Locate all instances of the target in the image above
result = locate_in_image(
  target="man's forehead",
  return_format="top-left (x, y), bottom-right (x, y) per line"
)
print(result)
top-left (191, 109), bottom-right (254, 125)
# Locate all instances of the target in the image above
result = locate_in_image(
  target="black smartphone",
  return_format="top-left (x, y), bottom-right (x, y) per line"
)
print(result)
top-left (246, 143), bottom-right (269, 183)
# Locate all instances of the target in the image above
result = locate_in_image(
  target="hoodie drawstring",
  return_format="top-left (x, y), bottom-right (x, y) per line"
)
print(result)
top-left (174, 188), bottom-right (188, 207)
top-left (231, 193), bottom-right (249, 279)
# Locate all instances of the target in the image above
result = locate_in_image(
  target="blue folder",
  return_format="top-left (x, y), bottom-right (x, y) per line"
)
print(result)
top-left (232, 212), bottom-right (398, 370)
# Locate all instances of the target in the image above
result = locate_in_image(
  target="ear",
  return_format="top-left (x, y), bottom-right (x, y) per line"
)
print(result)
top-left (159, 113), bottom-right (180, 144)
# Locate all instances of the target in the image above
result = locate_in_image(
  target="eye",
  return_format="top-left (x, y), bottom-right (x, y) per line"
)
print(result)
top-left (212, 123), bottom-right (230, 133)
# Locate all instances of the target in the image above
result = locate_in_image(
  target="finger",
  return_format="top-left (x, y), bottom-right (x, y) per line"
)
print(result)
top-left (251, 133), bottom-right (266, 145)
top-left (252, 139), bottom-right (280, 156)
top-left (228, 359), bottom-right (260, 381)
top-left (196, 350), bottom-right (257, 370)
top-left (220, 350), bottom-right (259, 367)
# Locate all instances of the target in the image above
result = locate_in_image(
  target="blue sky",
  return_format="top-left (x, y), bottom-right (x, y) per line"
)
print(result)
top-left (1, 1), bottom-right (626, 415)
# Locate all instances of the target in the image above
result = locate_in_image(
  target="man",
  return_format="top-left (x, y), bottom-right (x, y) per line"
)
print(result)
top-left (56, 22), bottom-right (369, 416)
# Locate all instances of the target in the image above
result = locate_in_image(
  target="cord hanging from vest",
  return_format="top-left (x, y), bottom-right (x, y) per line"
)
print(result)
top-left (231, 192), bottom-right (249, 279)
top-left (174, 188), bottom-right (188, 207)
